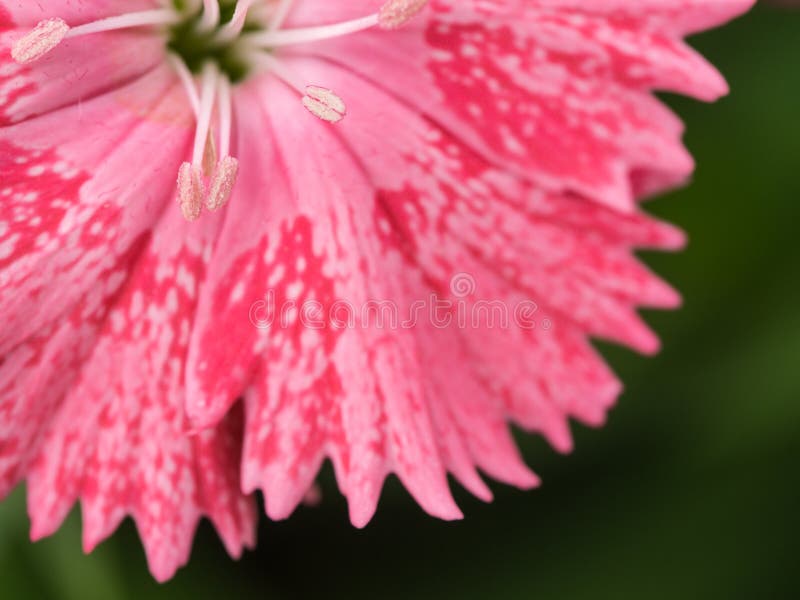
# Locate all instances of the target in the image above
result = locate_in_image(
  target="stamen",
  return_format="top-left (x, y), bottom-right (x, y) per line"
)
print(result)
top-left (218, 75), bottom-right (234, 159)
top-left (268, 0), bottom-right (296, 31)
top-left (208, 75), bottom-right (239, 211)
top-left (302, 86), bottom-right (347, 124)
top-left (378, 0), bottom-right (429, 30)
top-left (245, 0), bottom-right (428, 48)
top-left (216, 0), bottom-right (256, 44)
top-left (199, 0), bottom-right (221, 32)
top-left (178, 163), bottom-right (205, 221)
top-left (208, 156), bottom-right (239, 211)
top-left (171, 53), bottom-right (218, 177)
top-left (254, 54), bottom-right (347, 124)
top-left (66, 9), bottom-right (180, 37)
top-left (245, 14), bottom-right (379, 48)
top-left (11, 9), bottom-right (180, 64)
top-left (175, 62), bottom-right (218, 221)
top-left (192, 62), bottom-right (219, 167)
top-left (11, 18), bottom-right (69, 64)
top-left (168, 54), bottom-right (201, 116)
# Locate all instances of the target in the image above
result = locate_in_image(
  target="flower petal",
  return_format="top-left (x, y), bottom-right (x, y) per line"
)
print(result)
top-left (186, 80), bottom-right (463, 526)
top-left (0, 65), bottom-right (255, 580)
top-left (185, 59), bottom-right (675, 523)
top-left (0, 66), bottom-right (189, 356)
top-left (208, 53), bottom-right (673, 479)
top-left (25, 208), bottom-right (256, 582)
top-left (281, 56), bottom-right (682, 352)
top-left (300, 0), bottom-right (753, 208)
top-left (0, 29), bottom-right (165, 126)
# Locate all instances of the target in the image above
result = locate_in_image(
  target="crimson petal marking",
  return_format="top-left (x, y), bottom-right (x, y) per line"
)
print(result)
top-left (0, 5), bottom-right (11, 32)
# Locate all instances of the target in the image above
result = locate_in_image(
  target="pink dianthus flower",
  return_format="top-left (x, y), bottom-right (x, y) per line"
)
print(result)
top-left (0, 0), bottom-right (753, 581)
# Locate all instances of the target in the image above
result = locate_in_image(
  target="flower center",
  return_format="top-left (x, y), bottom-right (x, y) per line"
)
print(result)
top-left (10, 0), bottom-right (429, 220)
top-left (167, 0), bottom-right (258, 83)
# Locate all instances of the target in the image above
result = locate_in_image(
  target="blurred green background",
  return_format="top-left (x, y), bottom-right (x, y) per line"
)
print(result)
top-left (2, 4), bottom-right (798, 599)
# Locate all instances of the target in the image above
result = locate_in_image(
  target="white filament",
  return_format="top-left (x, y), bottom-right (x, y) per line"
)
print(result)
top-left (216, 0), bottom-right (256, 43)
top-left (192, 63), bottom-right (219, 167)
top-left (218, 75), bottom-right (234, 158)
top-left (199, 0), bottom-right (221, 32)
top-left (250, 52), bottom-right (305, 94)
top-left (268, 0), bottom-right (296, 31)
top-left (168, 54), bottom-right (201, 116)
top-left (66, 9), bottom-right (179, 38)
top-left (245, 14), bottom-right (379, 48)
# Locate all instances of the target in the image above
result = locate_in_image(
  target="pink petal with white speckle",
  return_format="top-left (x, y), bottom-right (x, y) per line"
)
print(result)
top-left (0, 66), bottom-right (190, 355)
top-left (182, 53), bottom-right (686, 527)
top-left (27, 207), bottom-right (255, 582)
top-left (187, 80), bottom-right (462, 525)
top-left (0, 63), bottom-right (255, 579)
top-left (301, 0), bottom-right (753, 208)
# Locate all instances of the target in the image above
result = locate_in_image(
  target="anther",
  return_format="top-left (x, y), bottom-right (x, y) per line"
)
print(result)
top-left (174, 62), bottom-right (219, 221)
top-left (178, 163), bottom-right (205, 221)
top-left (252, 54), bottom-right (347, 125)
top-left (302, 86), bottom-right (347, 123)
top-left (11, 10), bottom-right (180, 65)
top-left (378, 0), bottom-right (429, 30)
top-left (207, 156), bottom-right (239, 211)
top-left (11, 18), bottom-right (69, 64)
top-left (208, 74), bottom-right (240, 211)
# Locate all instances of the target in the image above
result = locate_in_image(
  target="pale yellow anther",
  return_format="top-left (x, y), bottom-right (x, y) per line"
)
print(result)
top-left (11, 18), bottom-right (70, 64)
top-left (177, 163), bottom-right (205, 221)
top-left (207, 156), bottom-right (239, 211)
top-left (302, 86), bottom-right (346, 123)
top-left (378, 0), bottom-right (428, 30)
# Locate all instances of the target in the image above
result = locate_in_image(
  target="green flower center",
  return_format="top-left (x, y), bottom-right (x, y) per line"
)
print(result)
top-left (168, 0), bottom-right (262, 82)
